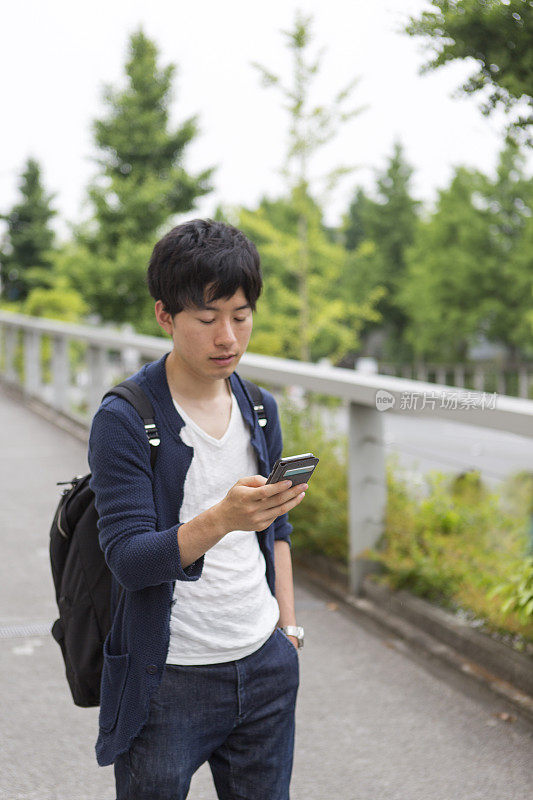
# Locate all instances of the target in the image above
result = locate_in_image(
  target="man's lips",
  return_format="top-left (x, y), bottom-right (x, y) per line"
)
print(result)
top-left (211, 355), bottom-right (235, 361)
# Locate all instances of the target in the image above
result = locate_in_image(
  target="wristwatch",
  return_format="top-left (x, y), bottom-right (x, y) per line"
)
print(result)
top-left (280, 625), bottom-right (304, 649)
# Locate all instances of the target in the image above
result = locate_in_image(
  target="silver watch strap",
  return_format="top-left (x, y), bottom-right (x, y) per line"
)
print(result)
top-left (280, 625), bottom-right (304, 648)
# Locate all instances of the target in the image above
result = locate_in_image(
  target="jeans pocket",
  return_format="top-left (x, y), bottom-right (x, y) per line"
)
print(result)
top-left (276, 627), bottom-right (299, 658)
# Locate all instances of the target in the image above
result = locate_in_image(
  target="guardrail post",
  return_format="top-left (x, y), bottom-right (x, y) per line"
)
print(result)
top-left (347, 401), bottom-right (386, 595)
top-left (453, 365), bottom-right (465, 388)
top-left (4, 326), bottom-right (18, 384)
top-left (51, 335), bottom-right (69, 412)
top-left (436, 367), bottom-right (447, 385)
top-left (474, 366), bottom-right (484, 392)
top-left (24, 329), bottom-right (41, 396)
top-left (416, 363), bottom-right (427, 382)
top-left (120, 325), bottom-right (141, 376)
top-left (87, 344), bottom-right (108, 421)
top-left (518, 368), bottom-right (529, 399)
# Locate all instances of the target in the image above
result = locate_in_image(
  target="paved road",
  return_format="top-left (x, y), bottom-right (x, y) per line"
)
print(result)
top-left (1, 384), bottom-right (532, 800)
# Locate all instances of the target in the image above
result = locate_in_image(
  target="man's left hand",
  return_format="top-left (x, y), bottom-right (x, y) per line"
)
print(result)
top-left (287, 635), bottom-right (299, 651)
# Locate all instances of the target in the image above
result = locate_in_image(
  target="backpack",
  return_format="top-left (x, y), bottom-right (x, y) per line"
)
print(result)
top-left (49, 375), bottom-right (267, 707)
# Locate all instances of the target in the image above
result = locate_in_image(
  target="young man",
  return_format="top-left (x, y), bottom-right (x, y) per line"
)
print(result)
top-left (88, 219), bottom-right (307, 799)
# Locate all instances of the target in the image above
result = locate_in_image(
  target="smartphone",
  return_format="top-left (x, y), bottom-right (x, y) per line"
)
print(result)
top-left (266, 452), bottom-right (319, 487)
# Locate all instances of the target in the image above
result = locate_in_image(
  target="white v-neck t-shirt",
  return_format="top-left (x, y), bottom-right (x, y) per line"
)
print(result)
top-left (166, 388), bottom-right (280, 664)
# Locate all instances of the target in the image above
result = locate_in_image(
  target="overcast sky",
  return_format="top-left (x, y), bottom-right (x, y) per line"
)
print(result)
top-left (2, 0), bottom-right (531, 238)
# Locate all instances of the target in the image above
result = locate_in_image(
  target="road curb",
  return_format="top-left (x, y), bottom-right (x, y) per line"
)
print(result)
top-left (361, 575), bottom-right (533, 695)
top-left (293, 554), bottom-right (533, 726)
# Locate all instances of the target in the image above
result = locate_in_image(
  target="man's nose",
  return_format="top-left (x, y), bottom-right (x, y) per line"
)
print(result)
top-left (214, 318), bottom-right (238, 344)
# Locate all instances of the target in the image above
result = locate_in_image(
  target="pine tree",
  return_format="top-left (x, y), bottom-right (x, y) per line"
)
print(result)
top-left (64, 29), bottom-right (214, 325)
top-left (83, 29), bottom-right (213, 258)
top-left (0, 158), bottom-right (56, 301)
top-left (342, 188), bottom-right (373, 252)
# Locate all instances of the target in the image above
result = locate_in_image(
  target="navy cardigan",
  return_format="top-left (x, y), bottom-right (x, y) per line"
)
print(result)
top-left (88, 352), bottom-right (293, 767)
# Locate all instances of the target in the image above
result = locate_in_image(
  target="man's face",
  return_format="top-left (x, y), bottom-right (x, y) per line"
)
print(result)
top-left (155, 286), bottom-right (253, 382)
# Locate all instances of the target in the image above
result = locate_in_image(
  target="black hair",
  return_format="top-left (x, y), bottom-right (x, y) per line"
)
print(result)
top-left (146, 219), bottom-right (263, 316)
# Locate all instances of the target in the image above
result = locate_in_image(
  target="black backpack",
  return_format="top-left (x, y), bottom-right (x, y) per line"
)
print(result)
top-left (49, 376), bottom-right (267, 707)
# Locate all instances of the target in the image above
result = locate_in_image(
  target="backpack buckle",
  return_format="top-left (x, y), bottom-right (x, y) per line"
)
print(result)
top-left (144, 421), bottom-right (161, 446)
top-left (253, 403), bottom-right (267, 427)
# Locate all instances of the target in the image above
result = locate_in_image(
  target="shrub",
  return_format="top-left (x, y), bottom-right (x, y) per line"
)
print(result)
top-left (279, 397), bottom-right (533, 643)
top-left (278, 391), bottom-right (348, 563)
top-left (487, 558), bottom-right (533, 626)
top-left (365, 460), bottom-right (533, 643)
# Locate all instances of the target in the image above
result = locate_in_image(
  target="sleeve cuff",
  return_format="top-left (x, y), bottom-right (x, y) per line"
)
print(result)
top-left (273, 518), bottom-right (293, 548)
top-left (116, 523), bottom-right (204, 591)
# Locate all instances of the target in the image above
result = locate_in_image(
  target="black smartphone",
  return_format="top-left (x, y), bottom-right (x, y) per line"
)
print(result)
top-left (266, 452), bottom-right (319, 487)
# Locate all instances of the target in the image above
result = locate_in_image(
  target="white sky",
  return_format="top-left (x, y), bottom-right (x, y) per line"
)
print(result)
top-left (1, 0), bottom-right (531, 239)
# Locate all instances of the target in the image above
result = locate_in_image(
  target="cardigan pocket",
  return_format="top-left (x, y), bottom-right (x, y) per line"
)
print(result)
top-left (98, 635), bottom-right (130, 733)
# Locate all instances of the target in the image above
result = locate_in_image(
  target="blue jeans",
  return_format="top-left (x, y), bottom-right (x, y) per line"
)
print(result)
top-left (114, 628), bottom-right (300, 799)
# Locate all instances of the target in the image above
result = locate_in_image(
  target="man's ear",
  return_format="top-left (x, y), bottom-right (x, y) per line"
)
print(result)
top-left (154, 300), bottom-right (174, 336)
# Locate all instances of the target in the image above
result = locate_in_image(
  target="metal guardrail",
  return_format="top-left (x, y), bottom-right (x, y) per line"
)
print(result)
top-left (378, 361), bottom-right (533, 399)
top-left (2, 309), bottom-right (533, 594)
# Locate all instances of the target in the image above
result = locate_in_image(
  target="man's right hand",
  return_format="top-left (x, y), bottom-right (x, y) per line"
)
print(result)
top-left (216, 475), bottom-right (307, 534)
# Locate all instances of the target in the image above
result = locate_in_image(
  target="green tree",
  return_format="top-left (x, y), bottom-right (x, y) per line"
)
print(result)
top-left (404, 0), bottom-right (533, 145)
top-left (474, 138), bottom-right (533, 358)
top-left (239, 193), bottom-right (381, 364)
top-left (399, 139), bottom-right (533, 362)
top-left (0, 158), bottom-right (56, 302)
top-left (514, 216), bottom-right (533, 356)
top-left (398, 166), bottom-right (497, 360)
top-left (253, 11), bottom-right (366, 361)
top-left (70, 29), bottom-right (214, 325)
top-left (342, 142), bottom-right (420, 360)
top-left (23, 277), bottom-right (88, 323)
top-left (342, 187), bottom-right (374, 252)
top-left (54, 238), bottom-right (156, 326)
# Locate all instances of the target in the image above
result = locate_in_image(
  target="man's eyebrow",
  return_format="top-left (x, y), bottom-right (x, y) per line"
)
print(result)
top-left (201, 303), bottom-right (251, 311)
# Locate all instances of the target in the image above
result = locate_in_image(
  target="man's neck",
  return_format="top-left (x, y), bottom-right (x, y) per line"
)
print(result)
top-left (165, 351), bottom-right (230, 403)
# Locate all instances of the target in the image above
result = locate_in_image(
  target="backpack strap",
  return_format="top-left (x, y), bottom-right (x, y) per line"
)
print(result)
top-left (242, 379), bottom-right (267, 428)
top-left (98, 381), bottom-right (160, 607)
top-left (101, 380), bottom-right (160, 469)
top-left (100, 377), bottom-right (267, 469)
